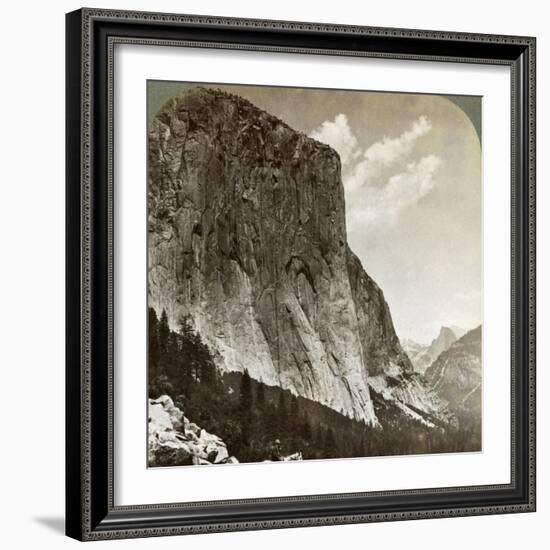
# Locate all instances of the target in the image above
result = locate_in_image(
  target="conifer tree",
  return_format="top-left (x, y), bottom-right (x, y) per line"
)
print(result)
top-left (256, 383), bottom-right (266, 412)
top-left (301, 413), bottom-right (312, 441)
top-left (315, 422), bottom-right (324, 449)
top-left (239, 369), bottom-right (253, 412)
top-left (159, 308), bottom-right (170, 354)
top-left (289, 395), bottom-right (300, 433)
top-left (325, 427), bottom-right (337, 457)
top-left (148, 307), bottom-right (160, 379)
top-left (277, 391), bottom-right (288, 435)
top-left (178, 313), bottom-right (194, 341)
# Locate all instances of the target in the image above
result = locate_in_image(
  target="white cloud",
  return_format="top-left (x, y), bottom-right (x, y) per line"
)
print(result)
top-left (310, 114), bottom-right (440, 232)
top-left (363, 115), bottom-right (432, 167)
top-left (309, 113), bottom-right (360, 167)
top-left (348, 155), bottom-right (441, 228)
top-left (384, 155), bottom-right (441, 207)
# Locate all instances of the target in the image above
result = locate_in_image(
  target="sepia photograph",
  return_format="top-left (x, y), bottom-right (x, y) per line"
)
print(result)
top-left (62, 6), bottom-right (536, 541)
top-left (146, 81), bottom-right (482, 468)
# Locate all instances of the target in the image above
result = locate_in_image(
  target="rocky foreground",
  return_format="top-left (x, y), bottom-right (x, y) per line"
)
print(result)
top-left (148, 395), bottom-right (303, 466)
top-left (148, 395), bottom-right (237, 466)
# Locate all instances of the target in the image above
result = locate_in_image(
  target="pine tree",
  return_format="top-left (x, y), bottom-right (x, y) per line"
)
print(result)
top-left (325, 427), bottom-right (337, 458)
top-left (289, 395), bottom-right (300, 433)
top-left (277, 391), bottom-right (288, 435)
top-left (239, 369), bottom-right (253, 412)
top-left (148, 307), bottom-right (160, 379)
top-left (301, 413), bottom-right (312, 441)
top-left (178, 313), bottom-right (194, 339)
top-left (159, 308), bottom-right (170, 354)
top-left (316, 422), bottom-right (324, 448)
top-left (165, 331), bottom-right (180, 382)
top-left (256, 383), bottom-right (266, 412)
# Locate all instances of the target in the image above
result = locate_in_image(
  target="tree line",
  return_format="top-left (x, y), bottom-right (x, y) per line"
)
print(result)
top-left (148, 308), bottom-right (481, 464)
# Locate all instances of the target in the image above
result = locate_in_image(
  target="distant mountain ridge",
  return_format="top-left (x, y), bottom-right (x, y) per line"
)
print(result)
top-left (401, 338), bottom-right (425, 359)
top-left (449, 325), bottom-right (467, 340)
top-left (424, 325), bottom-right (482, 417)
top-left (404, 326), bottom-right (464, 375)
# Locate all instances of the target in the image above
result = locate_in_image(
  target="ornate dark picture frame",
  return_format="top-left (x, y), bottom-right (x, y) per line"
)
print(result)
top-left (66, 8), bottom-right (536, 541)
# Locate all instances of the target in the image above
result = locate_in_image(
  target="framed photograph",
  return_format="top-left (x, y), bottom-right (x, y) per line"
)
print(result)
top-left (65, 8), bottom-right (536, 541)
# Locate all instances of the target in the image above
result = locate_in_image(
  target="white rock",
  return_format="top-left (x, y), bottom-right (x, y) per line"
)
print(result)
top-left (148, 401), bottom-right (173, 432)
top-left (199, 429), bottom-right (223, 444)
top-left (213, 446), bottom-right (229, 463)
top-left (187, 422), bottom-right (201, 436)
top-left (282, 452), bottom-right (303, 461)
top-left (150, 395), bottom-right (185, 430)
top-left (148, 396), bottom-right (236, 467)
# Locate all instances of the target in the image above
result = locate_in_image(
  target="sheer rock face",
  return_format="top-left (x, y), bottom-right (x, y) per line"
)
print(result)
top-left (148, 87), bottom-right (411, 425)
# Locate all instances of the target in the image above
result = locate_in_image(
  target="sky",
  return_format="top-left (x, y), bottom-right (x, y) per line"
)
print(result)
top-left (149, 81), bottom-right (482, 344)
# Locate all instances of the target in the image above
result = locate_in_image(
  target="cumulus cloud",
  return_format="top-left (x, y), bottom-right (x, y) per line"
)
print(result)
top-left (363, 115), bottom-right (432, 167)
top-left (384, 155), bottom-right (441, 206)
top-left (309, 113), bottom-right (361, 167)
top-left (348, 155), bottom-right (441, 227)
top-left (310, 114), bottom-right (440, 231)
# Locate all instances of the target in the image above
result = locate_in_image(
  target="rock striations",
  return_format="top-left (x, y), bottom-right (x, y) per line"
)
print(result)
top-left (148, 87), bottom-right (428, 426)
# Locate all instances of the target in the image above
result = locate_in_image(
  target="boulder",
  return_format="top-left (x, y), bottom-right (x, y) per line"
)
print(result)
top-left (148, 395), bottom-right (239, 467)
top-left (213, 446), bottom-right (229, 464)
top-left (282, 452), bottom-right (303, 461)
top-left (150, 395), bottom-right (185, 430)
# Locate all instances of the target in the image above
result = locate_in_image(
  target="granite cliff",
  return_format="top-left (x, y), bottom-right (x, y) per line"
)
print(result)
top-left (148, 87), bottom-right (434, 426)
